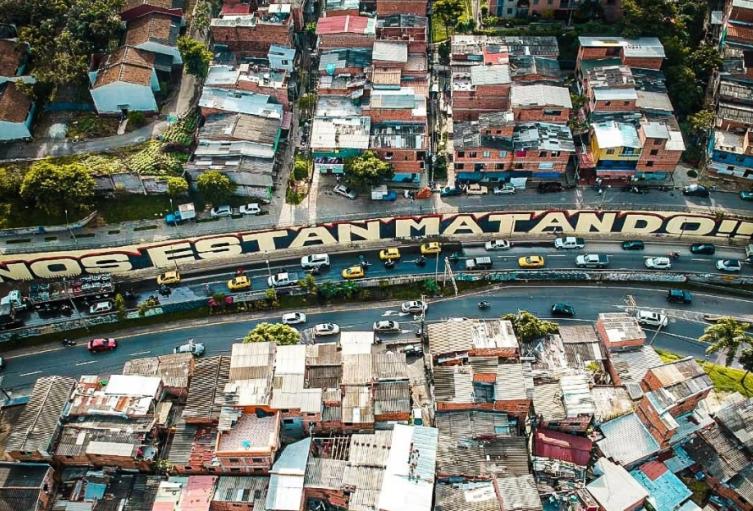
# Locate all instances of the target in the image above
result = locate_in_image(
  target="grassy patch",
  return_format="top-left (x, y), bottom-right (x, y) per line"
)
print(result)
top-left (66, 113), bottom-right (120, 139)
top-left (682, 477), bottom-right (711, 506)
top-left (95, 194), bottom-right (171, 224)
top-left (655, 348), bottom-right (753, 397)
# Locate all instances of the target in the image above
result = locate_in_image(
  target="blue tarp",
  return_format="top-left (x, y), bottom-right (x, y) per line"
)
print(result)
top-left (84, 482), bottom-right (107, 500)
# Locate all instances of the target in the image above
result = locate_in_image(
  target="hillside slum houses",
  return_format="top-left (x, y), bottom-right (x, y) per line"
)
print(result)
top-left (2, 310), bottom-right (753, 510)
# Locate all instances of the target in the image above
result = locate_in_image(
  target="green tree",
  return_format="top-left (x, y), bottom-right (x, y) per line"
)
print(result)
top-left (177, 36), bottom-right (213, 78)
top-left (688, 109), bottom-right (715, 136)
top-left (166, 176), bottom-right (189, 198)
top-left (701, 317), bottom-right (752, 366)
top-left (502, 311), bottom-right (559, 343)
top-left (438, 41), bottom-right (450, 65)
top-left (0, 167), bottom-right (22, 199)
top-left (299, 273), bottom-right (318, 295)
top-left (344, 150), bottom-right (393, 189)
top-left (196, 171), bottom-right (235, 205)
top-left (305, 21), bottom-right (317, 36)
top-left (192, 0), bottom-right (212, 35)
top-left (298, 93), bottom-right (316, 119)
top-left (20, 161), bottom-right (95, 215)
top-left (433, 0), bottom-right (464, 38)
top-left (113, 293), bottom-right (127, 320)
top-left (688, 44), bottom-right (722, 82)
top-left (243, 322), bottom-right (301, 345)
top-left (739, 348), bottom-right (753, 386)
top-left (293, 157), bottom-right (309, 181)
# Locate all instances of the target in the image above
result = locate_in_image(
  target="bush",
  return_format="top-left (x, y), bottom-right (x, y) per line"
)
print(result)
top-left (127, 111), bottom-right (147, 129)
top-left (0, 167), bottom-right (22, 199)
top-left (166, 176), bottom-right (189, 198)
top-left (293, 158), bottom-right (309, 181)
top-left (686, 169), bottom-right (698, 178)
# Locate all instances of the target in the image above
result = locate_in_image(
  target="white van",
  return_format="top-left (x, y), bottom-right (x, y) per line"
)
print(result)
top-left (301, 253), bottom-right (330, 269)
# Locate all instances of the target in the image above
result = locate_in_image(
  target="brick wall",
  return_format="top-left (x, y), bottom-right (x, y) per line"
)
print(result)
top-left (589, 96), bottom-right (637, 113)
top-left (595, 320), bottom-right (645, 351)
top-left (622, 56), bottom-right (663, 70)
top-left (318, 33), bottom-right (375, 50)
top-left (577, 47), bottom-right (622, 65)
top-left (636, 396), bottom-right (676, 447)
top-left (215, 453), bottom-right (274, 474)
top-left (705, 475), bottom-right (753, 511)
top-left (453, 146), bottom-right (515, 172)
top-left (376, 0), bottom-right (427, 16)
top-left (371, 148), bottom-right (426, 172)
top-left (636, 139), bottom-right (681, 173)
top-left (211, 24), bottom-right (293, 57)
top-left (452, 84), bottom-right (511, 121)
top-left (514, 107), bottom-right (570, 123)
top-left (366, 108), bottom-right (424, 123)
top-left (493, 399), bottom-right (531, 422)
top-left (730, 4), bottom-right (753, 23)
top-left (377, 27), bottom-right (428, 54)
top-left (512, 149), bottom-right (571, 173)
top-left (539, 415), bottom-right (592, 433)
top-left (435, 401), bottom-right (495, 412)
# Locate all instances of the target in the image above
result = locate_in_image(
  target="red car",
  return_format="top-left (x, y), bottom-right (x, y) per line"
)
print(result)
top-left (87, 338), bottom-right (118, 352)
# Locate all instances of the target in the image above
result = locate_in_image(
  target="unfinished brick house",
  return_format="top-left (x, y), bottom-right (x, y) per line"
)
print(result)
top-left (316, 15), bottom-right (376, 50)
top-left (376, 14), bottom-right (428, 54)
top-left (451, 65), bottom-right (512, 122)
top-left (510, 84), bottom-right (572, 123)
top-left (210, 4), bottom-right (294, 57)
top-left (576, 37), bottom-right (665, 72)
top-left (375, 0), bottom-right (426, 16)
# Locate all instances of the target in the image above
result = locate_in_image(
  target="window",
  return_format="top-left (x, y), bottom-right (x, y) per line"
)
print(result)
top-left (539, 151), bottom-right (547, 157)
top-left (230, 468), bottom-right (240, 473)
top-left (623, 147), bottom-right (636, 155)
top-left (283, 419), bottom-right (295, 424)
top-left (184, 466), bottom-right (192, 470)
top-left (543, 109), bottom-right (561, 116)
top-left (507, 7), bottom-right (513, 14)
top-left (727, 165), bottom-right (735, 171)
top-left (624, 101), bottom-right (630, 106)
top-left (252, 458), bottom-right (263, 463)
top-left (483, 151), bottom-right (491, 158)
top-left (455, 163), bottom-right (465, 170)
top-left (495, 163), bottom-right (505, 170)
top-left (606, 149), bottom-right (615, 155)
top-left (229, 458), bottom-right (240, 463)
top-left (551, 151), bottom-right (560, 157)
top-left (533, 0), bottom-right (539, 4)
top-left (646, 161), bottom-right (654, 167)
top-left (469, 152), bottom-right (477, 158)
top-left (499, 150), bottom-right (507, 157)
top-left (457, 151), bottom-right (465, 158)
top-left (514, 163), bottom-right (524, 169)
top-left (385, 151), bottom-right (394, 159)
top-left (650, 149), bottom-right (658, 156)
top-left (538, 162), bottom-right (554, 170)
top-left (654, 139), bottom-right (662, 145)
top-left (605, 101), bottom-right (611, 106)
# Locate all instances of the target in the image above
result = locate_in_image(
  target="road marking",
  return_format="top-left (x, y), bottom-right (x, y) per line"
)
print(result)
top-left (691, 258), bottom-right (710, 262)
top-left (75, 360), bottom-right (97, 366)
top-left (19, 371), bottom-right (41, 377)
top-left (547, 254), bottom-right (568, 258)
top-left (130, 350), bottom-right (152, 356)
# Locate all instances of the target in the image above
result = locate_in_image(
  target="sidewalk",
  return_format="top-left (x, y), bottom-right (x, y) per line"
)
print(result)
top-left (0, 120), bottom-right (170, 162)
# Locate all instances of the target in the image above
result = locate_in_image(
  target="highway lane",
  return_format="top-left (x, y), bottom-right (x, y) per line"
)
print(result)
top-left (130, 239), bottom-right (751, 308)
top-left (3, 284), bottom-right (751, 392)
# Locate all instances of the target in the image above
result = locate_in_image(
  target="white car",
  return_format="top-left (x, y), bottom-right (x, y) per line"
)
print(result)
top-left (282, 312), bottom-right (307, 325)
top-left (210, 205), bottom-right (232, 218)
top-left (314, 323), bottom-right (340, 336)
top-left (301, 253), bottom-right (330, 269)
top-left (493, 184), bottom-right (516, 195)
top-left (645, 257), bottom-right (672, 269)
top-left (89, 300), bottom-right (113, 314)
top-left (373, 320), bottom-right (400, 332)
top-left (554, 237), bottom-right (585, 249)
top-left (485, 239), bottom-right (511, 251)
top-left (636, 310), bottom-right (668, 328)
top-left (239, 203), bottom-right (261, 215)
top-left (268, 272), bottom-right (296, 287)
top-left (401, 300), bottom-right (427, 313)
top-left (334, 184), bottom-right (358, 200)
top-left (174, 340), bottom-right (205, 356)
top-left (716, 259), bottom-right (742, 272)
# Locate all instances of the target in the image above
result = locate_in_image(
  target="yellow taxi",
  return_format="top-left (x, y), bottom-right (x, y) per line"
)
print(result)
top-left (378, 247), bottom-right (401, 261)
top-left (518, 255), bottom-right (545, 269)
top-left (342, 265), bottom-right (365, 279)
top-left (157, 270), bottom-right (181, 285)
top-left (420, 242), bottom-right (442, 255)
top-left (227, 275), bottom-right (251, 291)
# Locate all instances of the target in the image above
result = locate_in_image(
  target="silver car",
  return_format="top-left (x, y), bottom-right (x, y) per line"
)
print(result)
top-left (645, 257), bottom-right (672, 269)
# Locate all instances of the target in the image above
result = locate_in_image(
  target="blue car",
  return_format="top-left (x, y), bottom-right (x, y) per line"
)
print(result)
top-left (440, 186), bottom-right (462, 197)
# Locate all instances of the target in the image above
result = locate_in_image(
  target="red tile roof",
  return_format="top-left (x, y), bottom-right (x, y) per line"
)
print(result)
top-left (0, 40), bottom-right (25, 77)
top-left (316, 15), bottom-right (370, 35)
top-left (93, 46), bottom-right (155, 88)
top-left (533, 428), bottom-right (593, 466)
top-left (125, 12), bottom-right (178, 46)
top-left (222, 3), bottom-right (251, 14)
top-left (727, 23), bottom-right (753, 43)
top-left (639, 460), bottom-right (668, 481)
top-left (0, 81), bottom-right (32, 123)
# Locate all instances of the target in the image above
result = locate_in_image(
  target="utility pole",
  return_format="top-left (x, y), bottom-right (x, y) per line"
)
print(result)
top-left (441, 257), bottom-right (459, 295)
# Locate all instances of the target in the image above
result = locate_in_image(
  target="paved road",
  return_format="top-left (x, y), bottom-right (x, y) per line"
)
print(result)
top-left (2, 284), bottom-right (748, 392)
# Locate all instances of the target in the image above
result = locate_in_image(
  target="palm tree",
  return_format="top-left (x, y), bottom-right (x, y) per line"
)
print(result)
top-left (700, 317), bottom-right (752, 367)
top-left (739, 348), bottom-right (753, 387)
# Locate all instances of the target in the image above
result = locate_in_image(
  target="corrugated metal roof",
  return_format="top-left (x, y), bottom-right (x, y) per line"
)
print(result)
top-left (349, 430), bottom-right (392, 466)
top-left (610, 346), bottom-right (662, 385)
top-left (428, 319), bottom-right (518, 357)
top-left (213, 476), bottom-right (268, 506)
top-left (592, 121), bottom-right (641, 149)
top-left (270, 389), bottom-right (322, 414)
top-left (5, 376), bottom-right (76, 454)
top-left (304, 458), bottom-right (346, 489)
top-left (434, 482), bottom-right (501, 511)
top-left (266, 439), bottom-right (310, 511)
top-left (590, 386), bottom-right (634, 423)
top-left (372, 41), bottom-right (407, 63)
top-left (597, 413), bottom-right (659, 466)
top-left (715, 397), bottom-right (753, 450)
top-left (374, 381), bottom-right (410, 416)
top-left (494, 475), bottom-right (542, 510)
top-left (372, 351), bottom-right (408, 381)
top-left (587, 458), bottom-right (649, 511)
top-left (183, 356), bottom-right (231, 422)
top-left (230, 342), bottom-right (275, 381)
top-left (470, 65), bottom-right (511, 85)
top-left (378, 425), bottom-right (437, 511)
top-left (495, 363), bottom-right (532, 401)
top-left (342, 386), bottom-right (374, 424)
top-left (435, 410), bottom-right (515, 440)
top-left (685, 423), bottom-right (752, 482)
top-left (533, 383), bottom-right (566, 421)
top-left (342, 354), bottom-right (373, 385)
top-left (631, 462), bottom-right (691, 511)
top-left (511, 84), bottom-right (572, 108)
top-left (305, 343), bottom-right (341, 366)
top-left (533, 428), bottom-right (592, 466)
top-left (561, 373), bottom-right (595, 417)
top-left (433, 365), bottom-right (475, 404)
top-left (436, 436), bottom-right (530, 479)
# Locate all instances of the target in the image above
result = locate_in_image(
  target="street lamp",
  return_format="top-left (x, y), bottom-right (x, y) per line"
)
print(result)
top-left (64, 209), bottom-right (78, 246)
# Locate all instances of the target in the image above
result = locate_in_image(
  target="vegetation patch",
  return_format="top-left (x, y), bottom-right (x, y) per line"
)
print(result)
top-left (655, 348), bottom-right (753, 397)
top-left (66, 113), bottom-right (120, 139)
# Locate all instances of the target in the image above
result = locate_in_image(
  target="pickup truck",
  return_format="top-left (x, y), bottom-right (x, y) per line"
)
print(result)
top-left (165, 202), bottom-right (196, 225)
top-left (371, 185), bottom-right (397, 201)
top-left (267, 271), bottom-right (300, 288)
top-left (575, 254), bottom-right (610, 268)
top-left (465, 256), bottom-right (493, 270)
top-left (554, 237), bottom-right (585, 249)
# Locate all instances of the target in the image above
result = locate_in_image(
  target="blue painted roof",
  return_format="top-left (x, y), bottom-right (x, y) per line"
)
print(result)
top-left (631, 463), bottom-right (692, 511)
top-left (664, 445), bottom-right (695, 474)
top-left (84, 482), bottom-right (107, 500)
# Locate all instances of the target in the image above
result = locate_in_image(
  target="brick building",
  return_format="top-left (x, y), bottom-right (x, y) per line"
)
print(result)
top-left (370, 122), bottom-right (427, 173)
top-left (510, 83), bottom-right (572, 123)
top-left (215, 413), bottom-right (282, 474)
top-left (577, 37), bottom-right (665, 72)
top-left (120, 0), bottom-right (184, 22)
top-left (206, 63), bottom-right (292, 109)
top-left (427, 318), bottom-right (520, 364)
top-left (376, 14), bottom-right (428, 54)
top-left (316, 15), bottom-right (376, 50)
top-left (451, 65), bottom-right (511, 121)
top-left (210, 5), bottom-right (294, 57)
top-left (0, 462), bottom-right (56, 511)
top-left (595, 313), bottom-right (645, 352)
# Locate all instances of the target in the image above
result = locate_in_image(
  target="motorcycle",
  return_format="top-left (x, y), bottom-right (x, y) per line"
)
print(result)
top-left (478, 301), bottom-right (490, 310)
top-left (669, 251), bottom-right (680, 260)
top-left (384, 260), bottom-right (396, 269)
top-left (416, 256), bottom-right (426, 267)
top-left (62, 338), bottom-right (76, 347)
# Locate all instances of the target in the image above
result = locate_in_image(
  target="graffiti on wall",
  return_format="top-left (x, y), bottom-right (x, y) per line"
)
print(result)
top-left (1, 210), bottom-right (751, 282)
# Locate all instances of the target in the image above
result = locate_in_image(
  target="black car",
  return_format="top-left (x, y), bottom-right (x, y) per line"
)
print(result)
top-left (622, 240), bottom-right (645, 250)
top-left (683, 184), bottom-right (710, 197)
top-left (538, 182), bottom-right (563, 193)
top-left (690, 243), bottom-right (715, 255)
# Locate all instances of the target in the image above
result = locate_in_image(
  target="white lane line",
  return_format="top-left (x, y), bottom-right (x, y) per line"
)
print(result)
top-left (691, 258), bottom-right (710, 262)
top-left (75, 360), bottom-right (97, 366)
top-left (130, 350), bottom-right (152, 356)
top-left (547, 254), bottom-right (568, 258)
top-left (19, 371), bottom-right (42, 377)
